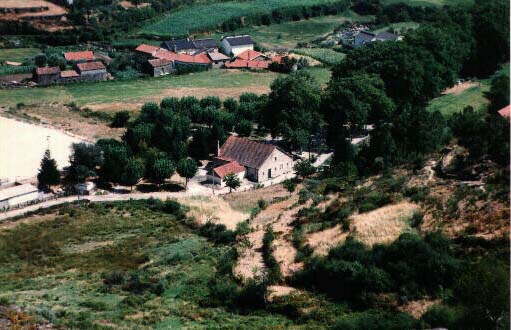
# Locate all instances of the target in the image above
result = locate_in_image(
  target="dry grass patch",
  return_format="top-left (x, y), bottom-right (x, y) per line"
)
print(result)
top-left (222, 184), bottom-right (288, 213)
top-left (176, 195), bottom-right (248, 230)
top-left (350, 201), bottom-right (420, 246)
top-left (398, 298), bottom-right (441, 319)
top-left (307, 224), bottom-right (349, 256)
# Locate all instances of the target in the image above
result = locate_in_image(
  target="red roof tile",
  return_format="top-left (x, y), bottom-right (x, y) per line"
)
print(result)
top-left (236, 49), bottom-right (267, 61)
top-left (35, 66), bottom-right (60, 75)
top-left (219, 136), bottom-right (280, 169)
top-left (154, 49), bottom-right (211, 64)
top-left (77, 61), bottom-right (106, 72)
top-left (135, 44), bottom-right (159, 55)
top-left (225, 59), bottom-right (270, 69)
top-left (60, 70), bottom-right (79, 78)
top-left (497, 105), bottom-right (510, 119)
top-left (213, 161), bottom-right (245, 178)
top-left (64, 50), bottom-right (94, 61)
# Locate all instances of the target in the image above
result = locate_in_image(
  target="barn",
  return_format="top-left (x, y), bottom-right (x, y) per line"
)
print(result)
top-left (0, 183), bottom-right (39, 210)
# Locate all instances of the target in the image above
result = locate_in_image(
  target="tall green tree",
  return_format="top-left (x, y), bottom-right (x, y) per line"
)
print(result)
top-left (486, 70), bottom-right (510, 114)
top-left (69, 143), bottom-right (103, 182)
top-left (149, 158), bottom-right (175, 186)
top-left (294, 159), bottom-right (315, 180)
top-left (224, 172), bottom-right (241, 193)
top-left (37, 149), bottom-right (60, 189)
top-left (262, 71), bottom-right (322, 151)
top-left (121, 158), bottom-right (144, 191)
top-left (97, 139), bottom-right (129, 183)
top-left (176, 158), bottom-right (198, 189)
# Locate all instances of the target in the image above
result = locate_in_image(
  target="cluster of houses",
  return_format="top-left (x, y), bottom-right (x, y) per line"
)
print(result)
top-left (136, 35), bottom-right (286, 77)
top-left (353, 30), bottom-right (401, 48)
top-left (34, 50), bottom-right (110, 86)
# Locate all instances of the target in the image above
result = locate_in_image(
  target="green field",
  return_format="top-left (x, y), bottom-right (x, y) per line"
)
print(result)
top-left (0, 67), bottom-right (331, 109)
top-left (294, 48), bottom-right (346, 66)
top-left (0, 48), bottom-right (40, 63)
top-left (373, 21), bottom-right (420, 34)
top-left (201, 10), bottom-right (373, 49)
top-left (140, 0), bottom-right (343, 37)
top-left (381, 0), bottom-right (474, 6)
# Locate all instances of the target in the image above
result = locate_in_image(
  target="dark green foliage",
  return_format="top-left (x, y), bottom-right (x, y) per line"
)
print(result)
top-left (200, 96), bottom-right (222, 109)
top-left (282, 179), bottom-right (297, 195)
top-left (224, 172), bottom-right (241, 193)
top-left (121, 158), bottom-right (144, 189)
top-left (421, 305), bottom-right (460, 329)
top-left (295, 233), bottom-right (461, 304)
top-left (294, 160), bottom-right (315, 180)
top-left (262, 226), bottom-right (282, 283)
top-left (333, 310), bottom-right (418, 330)
top-left (176, 158), bottom-right (198, 189)
top-left (110, 111), bottom-right (130, 128)
top-left (148, 158), bottom-right (175, 185)
top-left (37, 149), bottom-right (60, 189)
top-left (198, 222), bottom-right (236, 244)
top-left (486, 70), bottom-right (510, 114)
top-left (34, 53), bottom-right (47, 67)
top-left (189, 128), bottom-right (212, 160)
top-left (234, 119), bottom-right (253, 137)
top-left (98, 139), bottom-right (129, 183)
top-left (160, 97), bottom-right (181, 113)
top-left (68, 143), bottom-right (103, 182)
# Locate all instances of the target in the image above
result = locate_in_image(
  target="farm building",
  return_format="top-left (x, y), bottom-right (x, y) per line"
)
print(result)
top-left (209, 136), bottom-right (293, 184)
top-left (0, 183), bottom-right (39, 210)
top-left (354, 30), bottom-right (399, 47)
top-left (207, 51), bottom-right (230, 69)
top-left (225, 50), bottom-right (281, 70)
top-left (221, 35), bottom-right (254, 57)
top-left (497, 105), bottom-right (510, 119)
top-left (76, 61), bottom-right (108, 81)
top-left (160, 38), bottom-right (217, 54)
top-left (59, 69), bottom-right (80, 83)
top-left (64, 50), bottom-right (94, 62)
top-left (34, 66), bottom-right (60, 85)
top-left (135, 44), bottom-right (159, 57)
top-left (207, 161), bottom-right (245, 187)
top-left (147, 58), bottom-right (174, 77)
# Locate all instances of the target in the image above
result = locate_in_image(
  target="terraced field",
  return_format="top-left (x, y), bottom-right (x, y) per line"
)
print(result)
top-left (140, 0), bottom-right (345, 37)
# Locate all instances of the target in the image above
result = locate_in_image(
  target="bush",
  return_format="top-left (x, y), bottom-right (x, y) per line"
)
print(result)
top-left (358, 202), bottom-right (377, 213)
top-left (262, 226), bottom-right (282, 283)
top-left (103, 270), bottom-right (126, 286)
top-left (410, 212), bottom-right (424, 228)
top-left (422, 305), bottom-right (459, 329)
top-left (257, 199), bottom-right (268, 210)
top-left (198, 222), bottom-right (237, 244)
top-left (111, 111), bottom-right (130, 128)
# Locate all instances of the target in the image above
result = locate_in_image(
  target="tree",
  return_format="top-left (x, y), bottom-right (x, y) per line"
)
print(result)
top-left (176, 158), bottom-right (198, 189)
top-left (121, 158), bottom-right (144, 190)
top-left (262, 71), bottom-right (322, 151)
top-left (37, 149), bottom-right (60, 189)
top-left (486, 70), bottom-right (510, 114)
top-left (97, 139), bottom-right (129, 183)
top-left (110, 111), bottom-right (130, 128)
top-left (34, 53), bottom-right (47, 67)
top-left (200, 96), bottom-right (222, 109)
top-left (224, 172), bottom-right (241, 193)
top-left (223, 97), bottom-right (238, 113)
top-left (294, 160), bottom-right (315, 180)
top-left (149, 158), bottom-right (175, 186)
top-left (69, 143), bottom-right (103, 182)
top-left (234, 120), bottom-right (253, 137)
top-left (282, 179), bottom-right (297, 195)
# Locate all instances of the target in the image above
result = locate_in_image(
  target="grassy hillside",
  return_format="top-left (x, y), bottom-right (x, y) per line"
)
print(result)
top-left (140, 0), bottom-right (345, 37)
top-left (200, 10), bottom-right (373, 49)
top-left (0, 68), bottom-right (331, 110)
top-left (0, 48), bottom-right (40, 63)
top-left (294, 48), bottom-right (346, 66)
top-left (381, 0), bottom-right (474, 6)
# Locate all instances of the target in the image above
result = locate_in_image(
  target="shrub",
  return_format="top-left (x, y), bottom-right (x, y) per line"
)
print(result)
top-left (198, 222), bottom-right (237, 244)
top-left (410, 212), bottom-right (424, 228)
top-left (257, 199), bottom-right (268, 210)
top-left (358, 202), bottom-right (377, 213)
top-left (262, 226), bottom-right (282, 283)
top-left (103, 270), bottom-right (126, 286)
top-left (422, 304), bottom-right (459, 329)
top-left (111, 111), bottom-right (130, 128)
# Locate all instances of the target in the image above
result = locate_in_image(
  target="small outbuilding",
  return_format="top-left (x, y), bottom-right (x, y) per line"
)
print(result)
top-left (34, 66), bottom-right (60, 85)
top-left (0, 183), bottom-right (39, 210)
top-left (207, 51), bottom-right (230, 69)
top-left (207, 161), bottom-right (245, 186)
top-left (76, 61), bottom-right (108, 81)
top-left (59, 70), bottom-right (80, 83)
top-left (147, 58), bottom-right (174, 76)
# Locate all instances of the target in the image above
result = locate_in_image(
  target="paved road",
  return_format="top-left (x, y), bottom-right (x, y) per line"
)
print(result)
top-left (0, 153), bottom-right (332, 222)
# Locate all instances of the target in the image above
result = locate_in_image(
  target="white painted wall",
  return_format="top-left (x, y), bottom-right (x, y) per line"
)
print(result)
top-left (220, 39), bottom-right (253, 56)
top-left (257, 149), bottom-right (293, 182)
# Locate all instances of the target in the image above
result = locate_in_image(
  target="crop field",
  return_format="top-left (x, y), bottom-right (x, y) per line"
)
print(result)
top-left (201, 10), bottom-right (373, 49)
top-left (0, 48), bottom-right (40, 63)
top-left (294, 48), bottom-right (346, 66)
top-left (0, 67), bottom-right (330, 111)
top-left (140, 0), bottom-right (343, 37)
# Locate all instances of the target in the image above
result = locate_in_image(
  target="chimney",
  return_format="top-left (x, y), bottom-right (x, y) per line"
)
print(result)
top-left (217, 140), bottom-right (220, 157)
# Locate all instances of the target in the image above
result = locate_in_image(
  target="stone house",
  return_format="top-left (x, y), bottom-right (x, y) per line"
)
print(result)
top-left (76, 61), bottom-right (108, 81)
top-left (210, 136), bottom-right (294, 184)
top-left (207, 51), bottom-right (230, 69)
top-left (59, 70), bottom-right (80, 83)
top-left (220, 35), bottom-right (254, 57)
top-left (147, 58), bottom-right (174, 76)
top-left (34, 66), bottom-right (60, 85)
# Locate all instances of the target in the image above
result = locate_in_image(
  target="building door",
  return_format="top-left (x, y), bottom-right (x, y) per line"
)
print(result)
top-left (268, 169), bottom-right (272, 178)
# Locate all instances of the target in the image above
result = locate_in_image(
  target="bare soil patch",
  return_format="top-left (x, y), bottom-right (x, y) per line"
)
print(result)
top-left (442, 81), bottom-right (477, 95)
top-left (398, 298), bottom-right (441, 319)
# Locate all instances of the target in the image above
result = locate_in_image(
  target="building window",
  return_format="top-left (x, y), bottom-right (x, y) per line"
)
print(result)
top-left (274, 157), bottom-right (277, 161)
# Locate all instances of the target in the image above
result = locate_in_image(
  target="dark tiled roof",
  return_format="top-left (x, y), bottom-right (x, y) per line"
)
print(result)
top-left (77, 61), bottom-right (106, 72)
top-left (356, 30), bottom-right (375, 42)
top-left (193, 38), bottom-right (217, 49)
top-left (161, 39), bottom-right (195, 51)
top-left (375, 31), bottom-right (398, 41)
top-left (219, 136), bottom-right (278, 169)
top-left (35, 66), bottom-right (60, 75)
top-left (213, 161), bottom-right (245, 178)
top-left (223, 35), bottom-right (254, 46)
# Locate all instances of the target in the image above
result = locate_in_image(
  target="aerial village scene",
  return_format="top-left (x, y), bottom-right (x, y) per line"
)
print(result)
top-left (0, 0), bottom-right (509, 329)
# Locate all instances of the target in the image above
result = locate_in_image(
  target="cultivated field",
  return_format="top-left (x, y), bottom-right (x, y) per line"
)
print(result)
top-left (381, 0), bottom-right (474, 6)
top-left (0, 48), bottom-right (40, 63)
top-left (293, 48), bottom-right (346, 66)
top-left (427, 81), bottom-right (489, 116)
top-left (200, 10), bottom-right (373, 49)
top-left (140, 0), bottom-right (343, 37)
top-left (0, 67), bottom-right (330, 111)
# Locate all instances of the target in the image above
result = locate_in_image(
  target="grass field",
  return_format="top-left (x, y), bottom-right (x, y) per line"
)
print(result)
top-left (200, 10), bottom-right (373, 49)
top-left (373, 21), bottom-right (420, 34)
top-left (140, 0), bottom-right (343, 37)
top-left (294, 48), bottom-right (346, 66)
top-left (0, 48), bottom-right (40, 62)
top-left (0, 200), bottom-right (291, 328)
top-left (381, 0), bottom-right (474, 6)
top-left (0, 67), bottom-right (331, 111)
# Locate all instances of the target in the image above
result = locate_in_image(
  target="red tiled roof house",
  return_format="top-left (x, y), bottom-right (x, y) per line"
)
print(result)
top-left (64, 50), bottom-right (94, 62)
top-left (208, 136), bottom-right (294, 185)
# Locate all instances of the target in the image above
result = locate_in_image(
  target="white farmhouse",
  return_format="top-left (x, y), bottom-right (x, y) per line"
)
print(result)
top-left (209, 136), bottom-right (293, 184)
top-left (0, 183), bottom-right (39, 210)
top-left (220, 35), bottom-right (254, 57)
